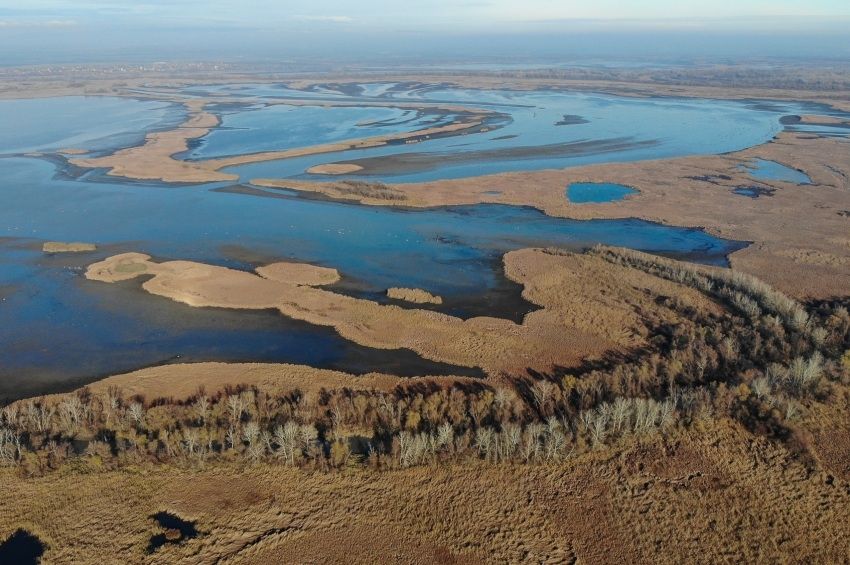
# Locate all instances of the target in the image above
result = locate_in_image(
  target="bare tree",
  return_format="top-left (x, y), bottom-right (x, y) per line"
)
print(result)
top-left (227, 395), bottom-right (244, 423)
top-left (274, 421), bottom-right (300, 465)
top-left (0, 428), bottom-right (21, 466)
top-left (436, 422), bottom-right (454, 451)
top-left (195, 395), bottom-right (209, 424)
top-left (128, 402), bottom-right (145, 427)
top-left (531, 380), bottom-right (555, 415)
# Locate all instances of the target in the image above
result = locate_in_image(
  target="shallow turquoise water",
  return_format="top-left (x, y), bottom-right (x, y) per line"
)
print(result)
top-left (567, 182), bottom-right (638, 204)
top-left (741, 158), bottom-right (812, 184)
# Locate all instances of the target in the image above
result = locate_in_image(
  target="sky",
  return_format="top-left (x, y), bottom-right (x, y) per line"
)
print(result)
top-left (1, 1), bottom-right (849, 65)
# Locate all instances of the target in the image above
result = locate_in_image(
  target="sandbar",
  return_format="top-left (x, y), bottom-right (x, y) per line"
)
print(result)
top-left (307, 163), bottom-right (365, 175)
top-left (42, 241), bottom-right (97, 253)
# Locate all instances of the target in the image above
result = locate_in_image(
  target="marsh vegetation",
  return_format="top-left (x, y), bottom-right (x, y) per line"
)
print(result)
top-left (2, 249), bottom-right (847, 476)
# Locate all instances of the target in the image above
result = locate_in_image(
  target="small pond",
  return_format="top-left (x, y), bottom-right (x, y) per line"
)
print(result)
top-left (566, 182), bottom-right (638, 204)
top-left (740, 159), bottom-right (811, 185)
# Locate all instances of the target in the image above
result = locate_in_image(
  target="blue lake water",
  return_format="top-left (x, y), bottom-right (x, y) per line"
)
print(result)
top-left (184, 104), bottom-right (456, 160)
top-left (0, 96), bottom-right (183, 155)
top-left (4, 84), bottom-right (847, 399)
top-left (156, 83), bottom-right (849, 184)
top-left (567, 182), bottom-right (638, 204)
top-left (740, 158), bottom-right (812, 185)
top-left (0, 154), bottom-right (743, 399)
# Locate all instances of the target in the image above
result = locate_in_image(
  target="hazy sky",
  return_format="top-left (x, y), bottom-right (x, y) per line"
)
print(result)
top-left (3, 0), bottom-right (850, 30)
top-left (1, 1), bottom-right (849, 65)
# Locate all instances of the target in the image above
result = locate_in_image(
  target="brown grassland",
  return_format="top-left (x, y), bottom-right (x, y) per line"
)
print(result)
top-left (3, 418), bottom-right (850, 564)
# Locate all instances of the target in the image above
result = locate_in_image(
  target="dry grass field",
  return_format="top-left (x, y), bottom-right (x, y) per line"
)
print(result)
top-left (2, 416), bottom-right (850, 564)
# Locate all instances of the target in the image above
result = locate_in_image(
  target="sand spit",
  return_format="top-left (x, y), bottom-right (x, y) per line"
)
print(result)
top-left (42, 241), bottom-right (97, 253)
top-left (70, 99), bottom-right (233, 183)
top-left (799, 114), bottom-right (850, 126)
top-left (199, 117), bottom-right (487, 171)
top-left (387, 287), bottom-right (443, 305)
top-left (307, 163), bottom-right (364, 175)
top-left (70, 99), bottom-right (491, 184)
top-left (257, 132), bottom-right (850, 299)
top-left (86, 249), bottom-right (718, 375)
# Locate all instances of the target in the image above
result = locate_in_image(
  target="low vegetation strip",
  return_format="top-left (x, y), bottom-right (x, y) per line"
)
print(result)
top-left (332, 180), bottom-right (408, 201)
top-left (590, 245), bottom-right (812, 332)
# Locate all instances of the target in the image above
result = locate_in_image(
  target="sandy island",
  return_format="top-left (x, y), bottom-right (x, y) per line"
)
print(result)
top-left (85, 249), bottom-right (721, 375)
top-left (42, 241), bottom-right (97, 253)
top-left (387, 287), bottom-right (443, 305)
top-left (799, 114), bottom-right (850, 126)
top-left (307, 163), bottom-right (365, 175)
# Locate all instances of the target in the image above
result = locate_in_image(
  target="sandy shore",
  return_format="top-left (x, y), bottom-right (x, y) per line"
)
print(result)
top-left (85, 249), bottom-right (720, 375)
